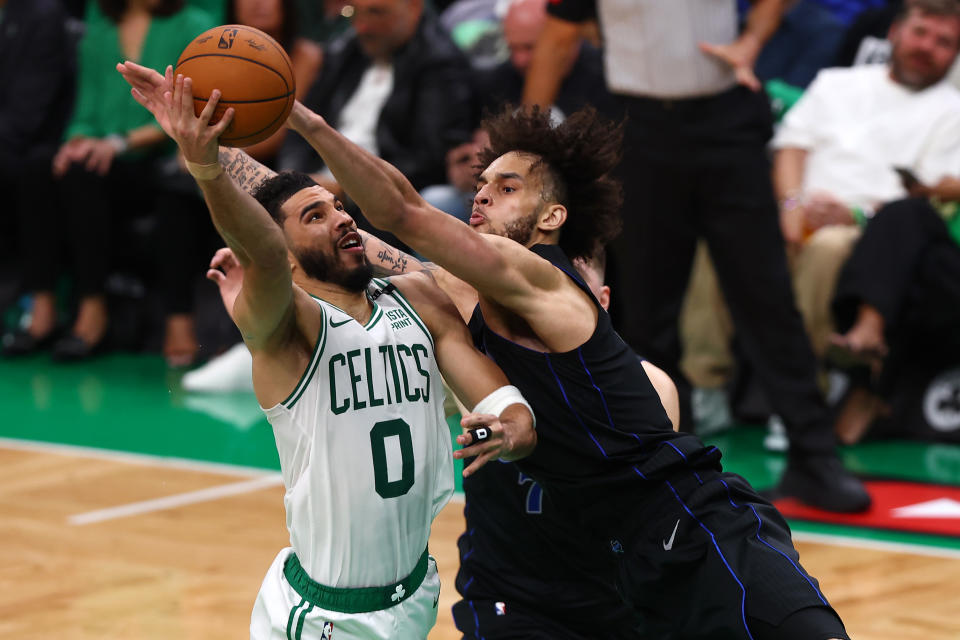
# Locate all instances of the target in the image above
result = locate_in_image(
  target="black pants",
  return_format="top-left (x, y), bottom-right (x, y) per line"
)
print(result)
top-left (614, 470), bottom-right (848, 640)
top-left (20, 155), bottom-right (211, 315)
top-left (610, 86), bottom-right (835, 456)
top-left (833, 198), bottom-right (960, 392)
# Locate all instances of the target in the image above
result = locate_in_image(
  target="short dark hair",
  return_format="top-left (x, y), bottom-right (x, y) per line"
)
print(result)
top-left (478, 105), bottom-right (624, 261)
top-left (252, 171), bottom-right (319, 225)
top-left (97, 0), bottom-right (184, 22)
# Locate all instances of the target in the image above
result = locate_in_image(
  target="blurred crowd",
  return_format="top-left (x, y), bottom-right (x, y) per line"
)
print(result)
top-left (2, 0), bottom-right (960, 447)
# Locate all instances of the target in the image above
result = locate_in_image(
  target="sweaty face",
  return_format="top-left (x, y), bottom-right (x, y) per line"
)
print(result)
top-left (471, 152), bottom-right (548, 246)
top-left (281, 186), bottom-right (372, 292)
top-left (351, 0), bottom-right (420, 60)
top-left (889, 10), bottom-right (960, 90)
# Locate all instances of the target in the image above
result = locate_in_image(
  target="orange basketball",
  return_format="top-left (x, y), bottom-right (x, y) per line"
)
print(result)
top-left (175, 25), bottom-right (295, 147)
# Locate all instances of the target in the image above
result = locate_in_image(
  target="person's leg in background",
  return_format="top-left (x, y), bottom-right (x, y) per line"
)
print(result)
top-left (831, 198), bottom-right (960, 443)
top-left (51, 161), bottom-right (116, 359)
top-left (609, 96), bottom-right (700, 433)
top-left (791, 224), bottom-right (862, 391)
top-left (695, 86), bottom-right (869, 512)
top-left (2, 152), bottom-right (64, 355)
top-left (679, 241), bottom-right (736, 433)
top-left (155, 171), bottom-right (217, 367)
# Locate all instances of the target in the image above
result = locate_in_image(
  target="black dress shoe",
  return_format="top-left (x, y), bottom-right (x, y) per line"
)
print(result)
top-left (776, 454), bottom-right (872, 513)
top-left (1, 329), bottom-right (56, 357)
top-left (51, 333), bottom-right (105, 362)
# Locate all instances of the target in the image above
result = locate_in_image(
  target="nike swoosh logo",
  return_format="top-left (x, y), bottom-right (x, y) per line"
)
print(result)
top-left (329, 317), bottom-right (352, 328)
top-left (662, 519), bottom-right (680, 551)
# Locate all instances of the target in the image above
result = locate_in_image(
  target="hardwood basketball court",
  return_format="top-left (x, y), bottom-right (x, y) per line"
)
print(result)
top-left (1, 354), bottom-right (959, 639)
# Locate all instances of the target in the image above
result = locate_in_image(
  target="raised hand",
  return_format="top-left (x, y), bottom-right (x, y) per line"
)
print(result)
top-left (118, 62), bottom-right (233, 165)
top-left (117, 62), bottom-right (175, 131)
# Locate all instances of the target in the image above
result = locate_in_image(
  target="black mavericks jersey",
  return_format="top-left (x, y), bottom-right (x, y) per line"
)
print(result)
top-left (467, 245), bottom-right (721, 532)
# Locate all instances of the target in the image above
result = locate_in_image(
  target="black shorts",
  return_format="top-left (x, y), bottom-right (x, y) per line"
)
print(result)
top-left (452, 599), bottom-right (642, 640)
top-left (611, 469), bottom-right (849, 640)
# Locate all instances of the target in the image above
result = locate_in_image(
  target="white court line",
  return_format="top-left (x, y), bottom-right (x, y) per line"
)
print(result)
top-left (68, 474), bottom-right (284, 526)
top-left (0, 436), bottom-right (275, 477)
top-left (793, 530), bottom-right (960, 560)
top-left (8, 436), bottom-right (959, 556)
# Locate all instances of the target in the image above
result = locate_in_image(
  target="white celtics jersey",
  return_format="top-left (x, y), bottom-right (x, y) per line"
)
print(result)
top-left (262, 278), bottom-right (453, 589)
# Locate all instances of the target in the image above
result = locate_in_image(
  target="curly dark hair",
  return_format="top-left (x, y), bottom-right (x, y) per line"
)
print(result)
top-left (477, 105), bottom-right (624, 261)
top-left (97, 0), bottom-right (184, 22)
top-left (252, 171), bottom-right (318, 225)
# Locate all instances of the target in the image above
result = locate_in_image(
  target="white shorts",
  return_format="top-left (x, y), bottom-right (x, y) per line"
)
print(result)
top-left (250, 548), bottom-right (440, 640)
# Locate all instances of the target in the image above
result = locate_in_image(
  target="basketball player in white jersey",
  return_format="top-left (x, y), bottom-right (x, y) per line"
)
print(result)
top-left (118, 65), bottom-right (536, 640)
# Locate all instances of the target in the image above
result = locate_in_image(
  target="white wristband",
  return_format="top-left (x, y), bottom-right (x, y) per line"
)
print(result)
top-left (472, 385), bottom-right (535, 429)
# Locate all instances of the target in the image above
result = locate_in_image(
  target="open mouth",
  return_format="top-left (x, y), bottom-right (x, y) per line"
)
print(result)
top-left (469, 211), bottom-right (486, 226)
top-left (337, 231), bottom-right (363, 252)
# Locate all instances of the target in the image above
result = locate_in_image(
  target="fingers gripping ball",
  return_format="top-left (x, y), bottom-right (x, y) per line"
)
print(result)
top-left (175, 25), bottom-right (295, 147)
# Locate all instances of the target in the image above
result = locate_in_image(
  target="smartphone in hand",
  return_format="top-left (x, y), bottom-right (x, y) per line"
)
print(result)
top-left (894, 166), bottom-right (921, 189)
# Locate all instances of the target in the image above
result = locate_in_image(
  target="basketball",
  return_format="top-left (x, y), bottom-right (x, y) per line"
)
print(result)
top-left (175, 25), bottom-right (295, 147)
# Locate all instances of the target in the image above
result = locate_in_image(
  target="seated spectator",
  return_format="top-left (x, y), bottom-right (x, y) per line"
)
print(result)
top-left (679, 0), bottom-right (960, 440)
top-left (0, 0), bottom-right (75, 322)
top-left (3, 0), bottom-right (216, 362)
top-left (829, 195), bottom-right (960, 442)
top-left (277, 0), bottom-right (476, 209)
top-left (771, 0), bottom-right (960, 371)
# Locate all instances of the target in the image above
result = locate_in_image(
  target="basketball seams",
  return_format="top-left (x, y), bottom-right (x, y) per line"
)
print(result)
top-left (219, 101), bottom-right (292, 144)
top-left (175, 24), bottom-right (296, 147)
top-left (177, 53), bottom-right (293, 97)
top-left (223, 24), bottom-right (295, 89)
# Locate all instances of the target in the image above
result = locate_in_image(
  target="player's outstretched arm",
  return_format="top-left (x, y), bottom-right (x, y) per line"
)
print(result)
top-left (286, 102), bottom-right (559, 312)
top-left (215, 145), bottom-right (431, 281)
top-left (391, 272), bottom-right (536, 476)
top-left (119, 62), bottom-right (294, 348)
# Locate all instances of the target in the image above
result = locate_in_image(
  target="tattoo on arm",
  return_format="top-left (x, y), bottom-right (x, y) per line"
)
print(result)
top-left (219, 148), bottom-right (277, 194)
top-left (365, 235), bottom-right (433, 277)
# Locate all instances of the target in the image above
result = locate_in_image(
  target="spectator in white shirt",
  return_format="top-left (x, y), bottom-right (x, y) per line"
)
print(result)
top-left (772, 0), bottom-right (960, 363)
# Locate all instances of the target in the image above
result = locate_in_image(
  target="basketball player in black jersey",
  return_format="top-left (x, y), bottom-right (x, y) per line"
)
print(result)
top-left (115, 61), bottom-right (851, 639)
top-left (283, 102), bottom-right (856, 639)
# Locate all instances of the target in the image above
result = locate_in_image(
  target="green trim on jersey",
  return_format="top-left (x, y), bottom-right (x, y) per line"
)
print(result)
top-left (281, 306), bottom-right (329, 409)
top-left (283, 547), bottom-right (429, 613)
top-left (374, 278), bottom-right (434, 350)
top-left (364, 304), bottom-right (384, 330)
top-left (310, 293), bottom-right (383, 333)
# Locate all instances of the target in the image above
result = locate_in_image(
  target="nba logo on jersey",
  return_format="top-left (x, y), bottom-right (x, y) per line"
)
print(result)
top-left (321, 621), bottom-right (334, 639)
top-left (495, 602), bottom-right (506, 616)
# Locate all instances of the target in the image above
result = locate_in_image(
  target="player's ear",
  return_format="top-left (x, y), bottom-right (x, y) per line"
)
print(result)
top-left (539, 203), bottom-right (567, 232)
top-left (598, 285), bottom-right (611, 311)
top-left (288, 250), bottom-right (300, 275)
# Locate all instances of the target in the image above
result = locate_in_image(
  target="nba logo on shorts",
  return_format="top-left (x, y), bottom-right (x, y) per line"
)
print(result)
top-left (495, 602), bottom-right (506, 616)
top-left (321, 621), bottom-right (334, 639)
top-left (218, 28), bottom-right (238, 48)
